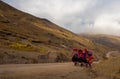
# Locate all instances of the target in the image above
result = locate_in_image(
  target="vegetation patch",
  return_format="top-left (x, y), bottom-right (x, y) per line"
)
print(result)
top-left (9, 42), bottom-right (33, 51)
top-left (38, 47), bottom-right (48, 54)
top-left (92, 56), bottom-right (120, 79)
top-left (31, 40), bottom-right (43, 43)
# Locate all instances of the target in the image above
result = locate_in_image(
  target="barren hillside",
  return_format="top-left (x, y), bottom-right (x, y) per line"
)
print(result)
top-left (80, 34), bottom-right (120, 51)
top-left (0, 1), bottom-right (109, 64)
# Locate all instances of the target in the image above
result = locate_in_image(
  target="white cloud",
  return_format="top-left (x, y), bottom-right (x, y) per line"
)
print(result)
top-left (3, 0), bottom-right (120, 36)
top-left (17, 0), bottom-right (94, 22)
top-left (93, 13), bottom-right (120, 35)
top-left (92, 0), bottom-right (120, 36)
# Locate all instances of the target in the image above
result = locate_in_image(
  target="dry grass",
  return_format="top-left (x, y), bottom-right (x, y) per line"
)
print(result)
top-left (92, 56), bottom-right (120, 79)
top-left (10, 43), bottom-right (32, 50)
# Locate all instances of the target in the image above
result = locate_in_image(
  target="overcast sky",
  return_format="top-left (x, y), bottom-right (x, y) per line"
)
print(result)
top-left (3, 0), bottom-right (120, 36)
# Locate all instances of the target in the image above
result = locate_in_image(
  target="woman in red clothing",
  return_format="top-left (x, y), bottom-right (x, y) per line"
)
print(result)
top-left (86, 50), bottom-right (95, 68)
top-left (83, 48), bottom-right (95, 68)
top-left (72, 48), bottom-right (78, 66)
top-left (78, 49), bottom-right (84, 67)
top-left (83, 48), bottom-right (89, 63)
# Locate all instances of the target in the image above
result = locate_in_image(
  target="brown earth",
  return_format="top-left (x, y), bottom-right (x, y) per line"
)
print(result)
top-left (0, 51), bottom-right (120, 79)
top-left (0, 48), bottom-right (68, 64)
top-left (0, 62), bottom-right (93, 79)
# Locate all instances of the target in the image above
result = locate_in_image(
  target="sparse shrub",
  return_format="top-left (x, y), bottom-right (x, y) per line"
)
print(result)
top-left (9, 42), bottom-right (32, 51)
top-left (31, 40), bottom-right (43, 43)
top-left (38, 47), bottom-right (47, 54)
top-left (1, 19), bottom-right (10, 23)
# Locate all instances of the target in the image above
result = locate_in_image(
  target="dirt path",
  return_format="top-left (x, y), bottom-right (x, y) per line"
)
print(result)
top-left (0, 51), bottom-right (120, 79)
top-left (0, 62), bottom-right (92, 79)
top-left (106, 51), bottom-right (120, 58)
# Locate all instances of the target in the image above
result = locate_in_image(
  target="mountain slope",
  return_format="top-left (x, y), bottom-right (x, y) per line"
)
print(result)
top-left (80, 34), bottom-right (120, 51)
top-left (0, 1), bottom-right (109, 64)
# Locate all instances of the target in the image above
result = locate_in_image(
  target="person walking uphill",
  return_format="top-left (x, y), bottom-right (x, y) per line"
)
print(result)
top-left (78, 49), bottom-right (84, 67)
top-left (83, 48), bottom-right (89, 64)
top-left (86, 50), bottom-right (95, 68)
top-left (83, 48), bottom-right (94, 68)
top-left (72, 48), bottom-right (95, 67)
top-left (72, 48), bottom-right (78, 66)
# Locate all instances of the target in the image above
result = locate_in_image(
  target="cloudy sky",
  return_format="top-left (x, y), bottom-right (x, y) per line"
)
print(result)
top-left (3, 0), bottom-right (120, 36)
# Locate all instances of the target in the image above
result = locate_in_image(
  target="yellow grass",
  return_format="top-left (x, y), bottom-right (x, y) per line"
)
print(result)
top-left (92, 57), bottom-right (120, 79)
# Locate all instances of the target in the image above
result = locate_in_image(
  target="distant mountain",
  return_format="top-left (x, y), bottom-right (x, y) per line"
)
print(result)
top-left (0, 1), bottom-right (108, 64)
top-left (80, 34), bottom-right (120, 51)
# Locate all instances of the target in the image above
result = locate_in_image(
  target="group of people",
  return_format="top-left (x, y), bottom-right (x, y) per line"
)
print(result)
top-left (72, 48), bottom-right (95, 68)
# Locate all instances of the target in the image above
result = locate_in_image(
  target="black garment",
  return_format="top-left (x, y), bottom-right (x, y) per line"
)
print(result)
top-left (83, 53), bottom-right (89, 63)
top-left (83, 59), bottom-right (88, 63)
top-left (72, 54), bottom-right (78, 62)
top-left (78, 57), bottom-right (84, 62)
